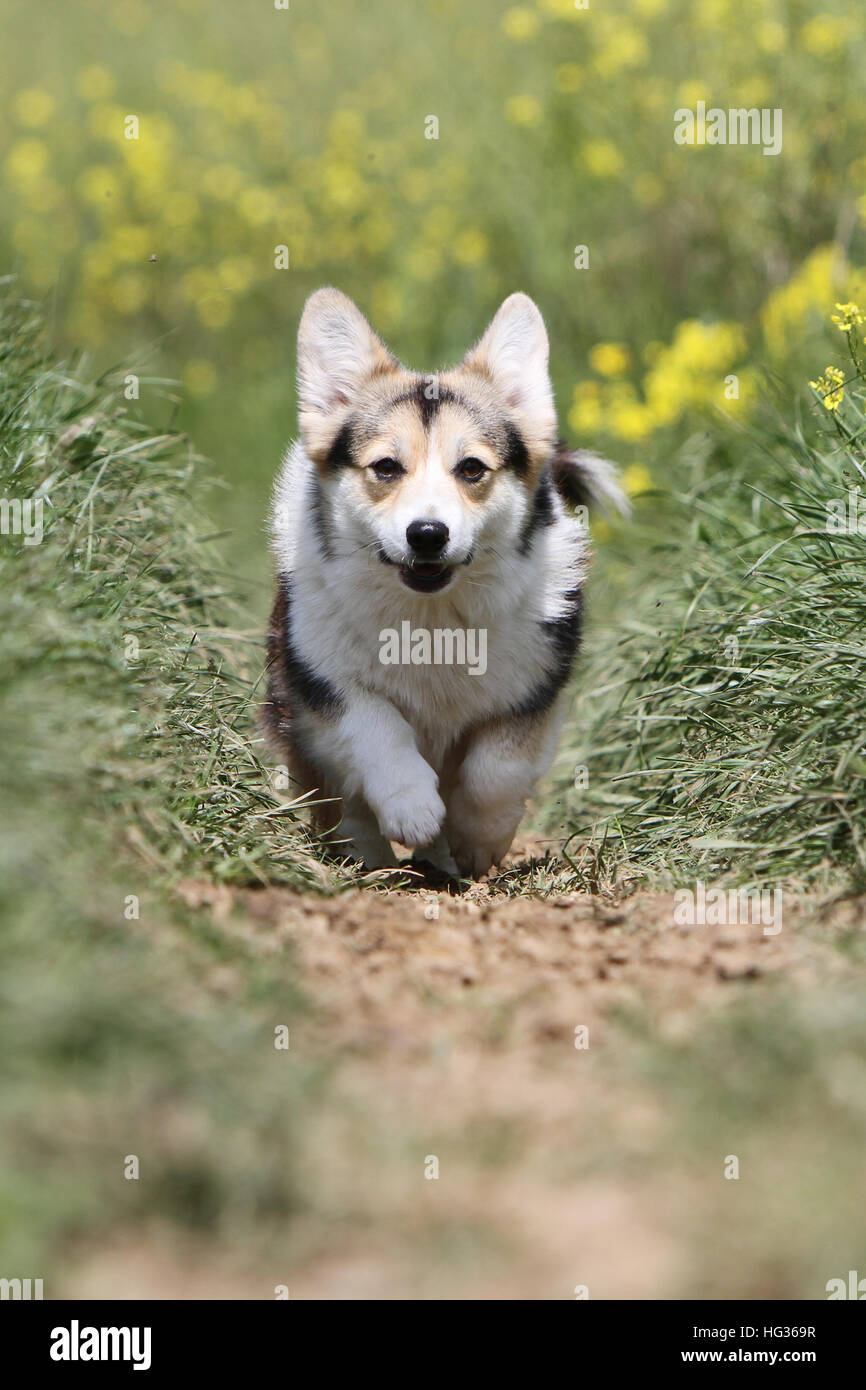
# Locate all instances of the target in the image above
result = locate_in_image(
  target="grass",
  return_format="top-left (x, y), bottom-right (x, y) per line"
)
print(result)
top-left (0, 286), bottom-right (336, 892)
top-left (548, 338), bottom-right (866, 892)
top-left (0, 290), bottom-right (335, 1275)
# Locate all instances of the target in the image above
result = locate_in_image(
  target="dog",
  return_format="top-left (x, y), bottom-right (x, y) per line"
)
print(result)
top-left (263, 289), bottom-right (626, 878)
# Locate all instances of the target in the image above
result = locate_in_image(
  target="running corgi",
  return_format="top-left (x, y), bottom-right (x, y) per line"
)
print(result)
top-left (263, 289), bottom-right (626, 877)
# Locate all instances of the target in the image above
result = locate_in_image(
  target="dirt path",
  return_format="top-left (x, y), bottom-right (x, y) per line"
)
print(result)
top-left (164, 856), bottom-right (852, 1299)
top-left (66, 855), bottom-right (861, 1300)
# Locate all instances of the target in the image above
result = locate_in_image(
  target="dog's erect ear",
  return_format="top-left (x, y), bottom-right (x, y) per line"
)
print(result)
top-left (297, 288), bottom-right (398, 441)
top-left (462, 292), bottom-right (556, 449)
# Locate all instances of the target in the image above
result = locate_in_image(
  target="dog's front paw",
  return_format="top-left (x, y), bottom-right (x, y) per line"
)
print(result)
top-left (372, 780), bottom-right (446, 850)
top-left (453, 837), bottom-right (512, 880)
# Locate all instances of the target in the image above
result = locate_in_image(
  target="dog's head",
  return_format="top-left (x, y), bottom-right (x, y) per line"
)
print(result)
top-left (295, 288), bottom-right (559, 594)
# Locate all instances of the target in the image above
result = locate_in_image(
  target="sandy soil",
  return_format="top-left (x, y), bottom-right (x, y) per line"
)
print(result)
top-left (63, 850), bottom-right (858, 1300)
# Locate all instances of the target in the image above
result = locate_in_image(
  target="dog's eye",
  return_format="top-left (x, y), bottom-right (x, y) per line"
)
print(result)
top-left (371, 458), bottom-right (404, 481)
top-left (456, 457), bottom-right (488, 483)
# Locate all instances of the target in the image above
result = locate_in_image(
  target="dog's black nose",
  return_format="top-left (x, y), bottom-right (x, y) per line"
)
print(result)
top-left (406, 519), bottom-right (449, 556)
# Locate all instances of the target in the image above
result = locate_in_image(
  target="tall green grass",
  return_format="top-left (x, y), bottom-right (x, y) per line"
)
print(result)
top-left (0, 292), bottom-right (331, 1274)
top-left (552, 341), bottom-right (866, 889)
top-left (0, 288), bottom-right (327, 890)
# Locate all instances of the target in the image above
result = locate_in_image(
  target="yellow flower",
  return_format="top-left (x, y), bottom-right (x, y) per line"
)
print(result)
top-left (633, 173), bottom-right (663, 206)
top-left (371, 283), bottom-right (403, 333)
top-left (623, 464), bottom-right (653, 495)
top-left (217, 257), bottom-right (257, 294)
top-left (14, 89), bottom-right (55, 128)
top-left (454, 229), bottom-right (488, 266)
top-left (238, 186), bottom-right (277, 225)
top-left (406, 245), bottom-right (443, 282)
top-left (183, 359), bottom-right (217, 397)
top-left (568, 381), bottom-right (603, 435)
top-left (537, 0), bottom-right (585, 16)
top-left (78, 165), bottom-right (122, 206)
top-left (109, 272), bottom-right (147, 315)
top-left (580, 140), bottom-right (624, 178)
top-left (359, 212), bottom-right (395, 255)
top-left (757, 20), bottom-right (786, 53)
top-left (201, 164), bottom-right (246, 201)
top-left (5, 139), bottom-right (49, 183)
top-left (589, 342), bottom-right (630, 377)
top-left (196, 294), bottom-right (233, 330)
top-left (595, 25), bottom-right (648, 77)
top-left (179, 269), bottom-right (210, 304)
top-left (799, 16), bottom-right (849, 55)
top-left (505, 95), bottom-right (542, 127)
top-left (22, 177), bottom-right (61, 212)
top-left (605, 383), bottom-right (652, 441)
top-left (809, 366), bottom-right (844, 411)
top-left (677, 81), bottom-right (707, 109)
top-left (162, 191), bottom-right (198, 229)
top-left (108, 224), bottom-right (152, 263)
top-left (502, 8), bottom-right (540, 40)
top-left (400, 169), bottom-right (430, 204)
top-left (76, 66), bottom-right (117, 102)
top-left (831, 302), bottom-right (864, 333)
top-left (613, 405), bottom-right (654, 442)
top-left (761, 246), bottom-right (838, 358)
top-left (328, 109), bottom-right (365, 148)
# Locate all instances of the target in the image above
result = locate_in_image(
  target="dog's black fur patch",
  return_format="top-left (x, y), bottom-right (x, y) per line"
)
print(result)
top-left (390, 380), bottom-right (468, 426)
top-left (265, 575), bottom-right (344, 724)
top-left (512, 587), bottom-right (583, 718)
top-left (518, 467), bottom-right (556, 554)
top-left (309, 473), bottom-right (333, 558)
top-left (325, 420), bottom-right (356, 470)
top-left (501, 422), bottom-right (530, 477)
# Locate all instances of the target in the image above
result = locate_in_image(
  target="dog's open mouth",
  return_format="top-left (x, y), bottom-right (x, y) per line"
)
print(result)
top-left (399, 561), bottom-right (454, 593)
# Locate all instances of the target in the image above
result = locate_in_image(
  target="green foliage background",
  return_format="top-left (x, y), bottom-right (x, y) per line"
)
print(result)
top-left (2, 0), bottom-right (864, 589)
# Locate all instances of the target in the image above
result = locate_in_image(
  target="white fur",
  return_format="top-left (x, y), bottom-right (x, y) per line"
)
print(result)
top-left (267, 291), bottom-right (619, 877)
top-left (272, 443), bottom-right (587, 874)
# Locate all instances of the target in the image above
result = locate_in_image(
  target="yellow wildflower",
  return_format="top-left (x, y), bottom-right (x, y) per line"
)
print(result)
top-left (502, 8), bottom-right (540, 40)
top-left (809, 366), bottom-right (845, 411)
top-left (5, 139), bottom-right (49, 183)
top-left (183, 359), bottom-right (217, 397)
top-left (505, 95), bottom-right (542, 127)
top-left (831, 303), bottom-right (864, 333)
top-left (589, 342), bottom-right (630, 377)
top-left (454, 229), bottom-right (488, 266)
top-left (623, 464), bottom-right (653, 495)
top-left (14, 89), bottom-right (55, 128)
top-left (580, 140), bottom-right (624, 178)
top-left (799, 16), bottom-right (849, 55)
top-left (568, 381), bottom-right (603, 435)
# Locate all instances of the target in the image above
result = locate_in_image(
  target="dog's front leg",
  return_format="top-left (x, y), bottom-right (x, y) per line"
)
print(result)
top-left (446, 711), bottom-right (561, 878)
top-left (330, 689), bottom-right (446, 854)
